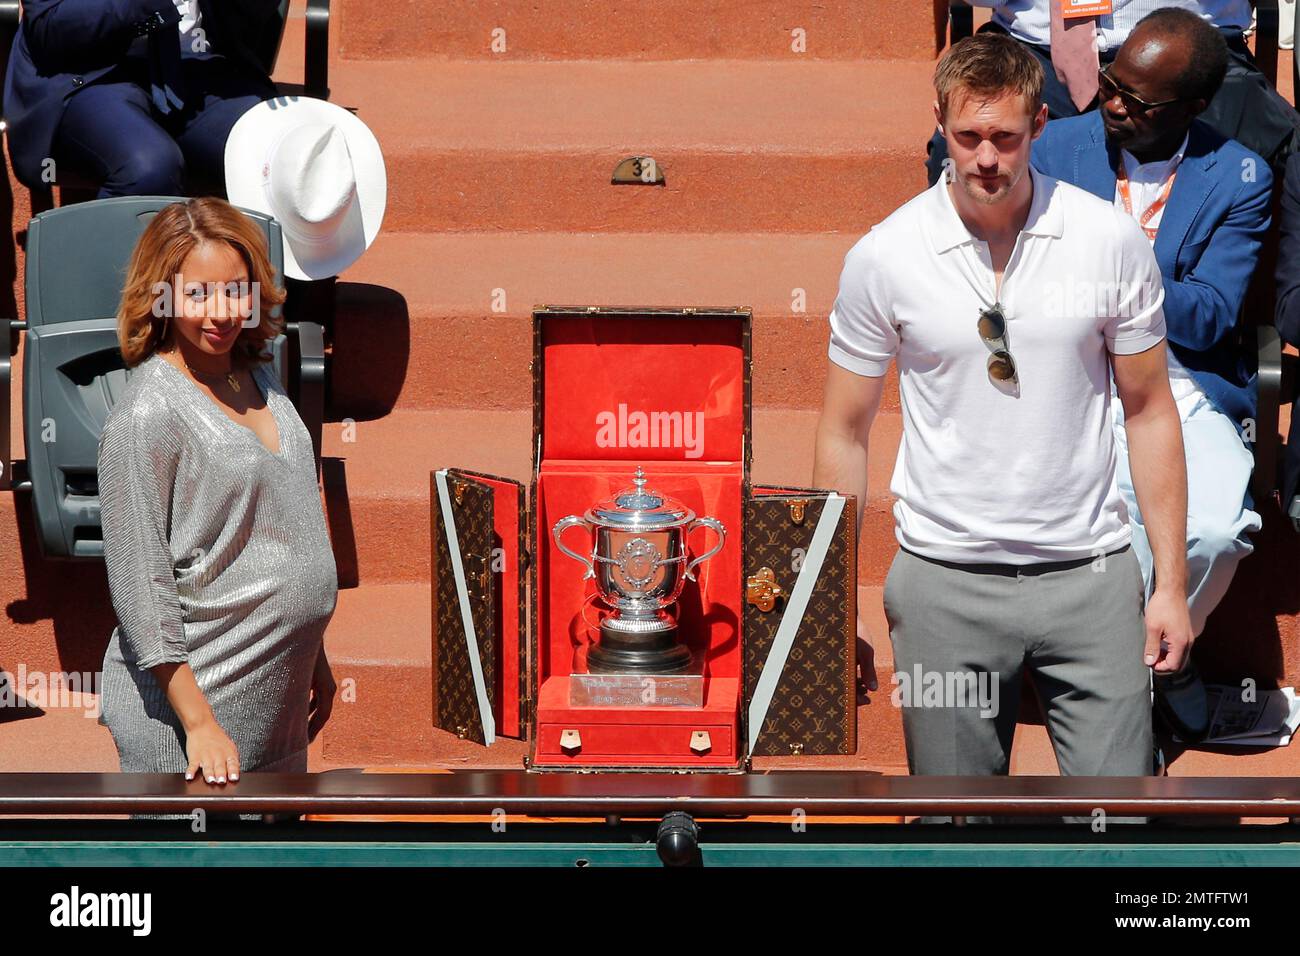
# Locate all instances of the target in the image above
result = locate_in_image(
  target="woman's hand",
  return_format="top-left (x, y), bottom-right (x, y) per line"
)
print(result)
top-left (184, 718), bottom-right (240, 784)
top-left (308, 648), bottom-right (337, 743)
top-left (152, 662), bottom-right (239, 784)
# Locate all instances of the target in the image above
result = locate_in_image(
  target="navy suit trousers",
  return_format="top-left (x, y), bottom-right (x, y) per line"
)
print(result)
top-left (49, 54), bottom-right (275, 199)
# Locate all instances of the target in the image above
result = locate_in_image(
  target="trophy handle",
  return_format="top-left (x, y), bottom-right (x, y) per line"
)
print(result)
top-left (683, 517), bottom-right (726, 582)
top-left (552, 515), bottom-right (597, 580)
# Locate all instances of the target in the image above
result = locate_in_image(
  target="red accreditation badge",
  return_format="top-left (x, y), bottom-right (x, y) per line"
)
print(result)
top-left (1062, 0), bottom-right (1113, 17)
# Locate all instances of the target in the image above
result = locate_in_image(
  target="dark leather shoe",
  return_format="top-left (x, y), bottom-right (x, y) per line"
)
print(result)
top-left (1153, 661), bottom-right (1210, 743)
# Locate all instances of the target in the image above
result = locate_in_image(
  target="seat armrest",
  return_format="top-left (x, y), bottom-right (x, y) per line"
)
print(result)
top-left (1255, 324), bottom-right (1284, 508)
top-left (305, 0), bottom-right (330, 100)
top-left (0, 317), bottom-right (12, 491)
top-left (289, 320), bottom-right (325, 478)
top-left (1255, 0), bottom-right (1280, 88)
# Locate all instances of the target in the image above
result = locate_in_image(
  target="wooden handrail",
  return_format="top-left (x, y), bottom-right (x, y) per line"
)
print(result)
top-left (3, 772), bottom-right (1300, 818)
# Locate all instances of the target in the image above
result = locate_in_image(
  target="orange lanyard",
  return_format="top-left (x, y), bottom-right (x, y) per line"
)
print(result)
top-left (1116, 160), bottom-right (1176, 241)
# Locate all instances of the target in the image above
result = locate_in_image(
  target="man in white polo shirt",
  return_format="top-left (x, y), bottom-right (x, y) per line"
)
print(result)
top-left (814, 32), bottom-right (1192, 787)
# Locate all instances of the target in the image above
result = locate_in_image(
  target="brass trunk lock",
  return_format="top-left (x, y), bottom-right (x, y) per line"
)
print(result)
top-left (788, 499), bottom-right (809, 524)
top-left (453, 479), bottom-right (467, 506)
top-left (746, 566), bottom-right (785, 612)
top-left (790, 742), bottom-right (804, 756)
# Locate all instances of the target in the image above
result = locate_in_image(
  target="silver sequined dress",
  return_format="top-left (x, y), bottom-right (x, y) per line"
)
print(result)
top-left (97, 351), bottom-right (338, 773)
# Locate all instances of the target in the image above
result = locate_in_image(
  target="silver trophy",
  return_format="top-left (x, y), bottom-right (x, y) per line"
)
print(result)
top-left (553, 466), bottom-right (726, 676)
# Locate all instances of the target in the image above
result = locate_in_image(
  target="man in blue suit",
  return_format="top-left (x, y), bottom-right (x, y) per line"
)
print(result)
top-left (5, 0), bottom-right (279, 197)
top-left (1032, 7), bottom-right (1269, 740)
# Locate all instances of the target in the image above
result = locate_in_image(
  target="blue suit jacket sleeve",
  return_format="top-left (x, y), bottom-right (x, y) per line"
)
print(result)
top-left (19, 0), bottom-right (180, 73)
top-left (1030, 121), bottom-right (1063, 176)
top-left (1160, 162), bottom-right (1272, 353)
top-left (1276, 153), bottom-right (1300, 348)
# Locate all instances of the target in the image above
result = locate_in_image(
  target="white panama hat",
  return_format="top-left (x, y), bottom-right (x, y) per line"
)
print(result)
top-left (224, 96), bottom-right (386, 281)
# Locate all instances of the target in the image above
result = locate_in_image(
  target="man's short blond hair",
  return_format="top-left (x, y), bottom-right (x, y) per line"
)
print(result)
top-left (934, 33), bottom-right (1045, 122)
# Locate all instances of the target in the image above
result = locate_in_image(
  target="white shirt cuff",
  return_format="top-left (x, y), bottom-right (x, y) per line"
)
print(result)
top-left (1106, 328), bottom-right (1166, 356)
top-left (828, 341), bottom-right (891, 377)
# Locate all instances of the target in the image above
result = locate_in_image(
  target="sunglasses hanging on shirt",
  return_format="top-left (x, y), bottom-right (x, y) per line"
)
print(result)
top-left (978, 303), bottom-right (1018, 387)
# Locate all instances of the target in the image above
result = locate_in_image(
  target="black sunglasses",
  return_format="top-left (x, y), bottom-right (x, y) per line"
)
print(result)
top-left (1097, 67), bottom-right (1186, 115)
top-left (978, 304), bottom-right (1018, 386)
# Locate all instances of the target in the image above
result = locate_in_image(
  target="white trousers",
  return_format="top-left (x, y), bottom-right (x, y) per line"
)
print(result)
top-left (1113, 393), bottom-right (1261, 637)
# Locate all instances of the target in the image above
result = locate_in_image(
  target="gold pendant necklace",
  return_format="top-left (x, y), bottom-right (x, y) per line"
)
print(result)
top-left (183, 361), bottom-right (240, 392)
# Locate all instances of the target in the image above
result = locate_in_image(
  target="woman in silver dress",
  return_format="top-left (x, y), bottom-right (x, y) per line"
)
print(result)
top-left (97, 197), bottom-right (339, 786)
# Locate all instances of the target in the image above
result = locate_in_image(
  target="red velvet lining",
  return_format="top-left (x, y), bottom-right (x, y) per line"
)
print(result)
top-left (531, 313), bottom-right (747, 766)
top-left (541, 316), bottom-right (745, 463)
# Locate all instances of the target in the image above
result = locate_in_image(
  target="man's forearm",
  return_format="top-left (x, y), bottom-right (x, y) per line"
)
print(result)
top-left (1124, 402), bottom-right (1188, 597)
top-left (813, 422), bottom-right (870, 534)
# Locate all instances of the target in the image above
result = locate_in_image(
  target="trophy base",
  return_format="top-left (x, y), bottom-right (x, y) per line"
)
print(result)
top-left (589, 617), bottom-right (692, 674)
top-left (570, 648), bottom-right (706, 707)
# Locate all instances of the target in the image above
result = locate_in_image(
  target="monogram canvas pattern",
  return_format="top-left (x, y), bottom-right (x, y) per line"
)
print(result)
top-left (743, 492), bottom-right (856, 756)
top-left (456, 468), bottom-right (529, 738)
top-left (432, 473), bottom-right (497, 745)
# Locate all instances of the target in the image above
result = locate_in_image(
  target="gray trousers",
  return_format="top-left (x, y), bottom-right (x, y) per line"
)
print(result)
top-left (883, 545), bottom-right (1153, 823)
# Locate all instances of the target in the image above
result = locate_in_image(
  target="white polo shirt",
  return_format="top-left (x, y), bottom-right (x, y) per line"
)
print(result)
top-left (828, 166), bottom-right (1167, 564)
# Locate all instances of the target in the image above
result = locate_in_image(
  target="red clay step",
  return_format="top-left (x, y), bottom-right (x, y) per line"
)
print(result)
top-left (318, 580), bottom-right (529, 767)
top-left (0, 398), bottom-right (901, 675)
top-left (319, 406), bottom-right (900, 588)
top-left (282, 58), bottom-right (936, 234)
top-left (275, 8), bottom-right (939, 232)
top-left (331, 232), bottom-right (904, 415)
top-left (331, 0), bottom-right (942, 62)
top-left (0, 694), bottom-right (117, 773)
